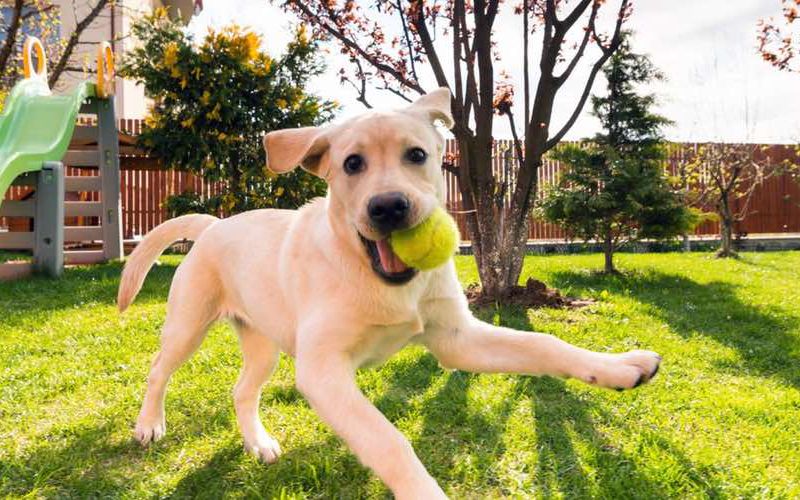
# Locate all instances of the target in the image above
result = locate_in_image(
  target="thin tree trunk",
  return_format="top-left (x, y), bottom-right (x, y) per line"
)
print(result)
top-left (717, 197), bottom-right (735, 258)
top-left (603, 230), bottom-right (615, 273)
top-left (682, 233), bottom-right (691, 252)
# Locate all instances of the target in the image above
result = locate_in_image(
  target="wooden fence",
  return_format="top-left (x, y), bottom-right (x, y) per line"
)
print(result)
top-left (2, 120), bottom-right (799, 242)
top-left (439, 140), bottom-right (800, 240)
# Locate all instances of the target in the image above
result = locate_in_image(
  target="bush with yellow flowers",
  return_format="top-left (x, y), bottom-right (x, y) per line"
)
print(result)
top-left (120, 10), bottom-right (335, 214)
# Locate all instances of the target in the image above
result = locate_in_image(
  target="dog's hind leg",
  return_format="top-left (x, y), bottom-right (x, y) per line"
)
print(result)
top-left (134, 264), bottom-right (218, 446)
top-left (232, 322), bottom-right (282, 463)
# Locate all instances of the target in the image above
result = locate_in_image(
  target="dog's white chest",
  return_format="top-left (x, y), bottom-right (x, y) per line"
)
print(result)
top-left (354, 317), bottom-right (424, 368)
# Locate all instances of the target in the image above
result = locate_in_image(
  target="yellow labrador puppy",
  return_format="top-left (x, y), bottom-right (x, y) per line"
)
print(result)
top-left (118, 88), bottom-right (661, 499)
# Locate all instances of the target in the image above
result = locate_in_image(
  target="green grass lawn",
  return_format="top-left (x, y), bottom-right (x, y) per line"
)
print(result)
top-left (1, 252), bottom-right (799, 498)
top-left (0, 250), bottom-right (30, 263)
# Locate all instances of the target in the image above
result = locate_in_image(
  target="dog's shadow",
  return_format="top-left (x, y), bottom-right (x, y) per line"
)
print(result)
top-left (0, 419), bottom-right (154, 497)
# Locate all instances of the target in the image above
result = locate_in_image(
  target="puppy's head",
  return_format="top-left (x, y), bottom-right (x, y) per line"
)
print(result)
top-left (263, 88), bottom-right (453, 285)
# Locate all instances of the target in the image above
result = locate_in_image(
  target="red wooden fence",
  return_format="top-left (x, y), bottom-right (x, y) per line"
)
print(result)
top-left (441, 140), bottom-right (800, 241)
top-left (2, 119), bottom-right (798, 242)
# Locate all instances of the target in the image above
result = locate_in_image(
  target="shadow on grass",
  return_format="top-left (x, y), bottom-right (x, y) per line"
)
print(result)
top-left (0, 341), bottom-right (723, 497)
top-left (414, 369), bottom-right (515, 487)
top-left (374, 351), bottom-right (443, 421)
top-left (521, 377), bottom-right (722, 498)
top-left (172, 354), bottom-right (446, 498)
top-left (0, 420), bottom-right (152, 497)
top-left (409, 305), bottom-right (723, 497)
top-left (405, 354), bottom-right (721, 496)
top-left (167, 351), bottom-right (446, 498)
top-left (550, 269), bottom-right (800, 388)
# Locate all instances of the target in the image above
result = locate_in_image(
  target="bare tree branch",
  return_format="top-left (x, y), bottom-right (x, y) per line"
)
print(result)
top-left (505, 109), bottom-right (525, 171)
top-left (396, 0), bottom-right (418, 82)
top-left (288, 0), bottom-right (425, 94)
top-left (343, 57), bottom-right (373, 108)
top-left (523, 0), bottom-right (530, 124)
top-left (21, 3), bottom-right (56, 20)
top-left (555, 0), bottom-right (593, 31)
top-left (545, 0), bottom-right (628, 150)
top-left (0, 0), bottom-right (25, 76)
top-left (380, 83), bottom-right (414, 102)
top-left (408, 0), bottom-right (449, 89)
top-left (49, 0), bottom-right (111, 88)
top-left (553, 0), bottom-right (599, 85)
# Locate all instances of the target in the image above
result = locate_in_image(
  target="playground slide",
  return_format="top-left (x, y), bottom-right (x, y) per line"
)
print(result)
top-left (0, 36), bottom-right (115, 209)
top-left (0, 37), bottom-right (119, 279)
top-left (0, 78), bottom-right (95, 208)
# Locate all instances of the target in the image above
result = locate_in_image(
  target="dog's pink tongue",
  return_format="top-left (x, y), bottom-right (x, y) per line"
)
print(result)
top-left (376, 239), bottom-right (409, 274)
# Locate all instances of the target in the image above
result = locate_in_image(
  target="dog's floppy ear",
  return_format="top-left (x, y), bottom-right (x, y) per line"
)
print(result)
top-left (407, 87), bottom-right (454, 129)
top-left (263, 126), bottom-right (329, 176)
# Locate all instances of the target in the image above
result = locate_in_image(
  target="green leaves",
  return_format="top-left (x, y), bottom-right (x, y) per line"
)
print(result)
top-left (119, 12), bottom-right (335, 214)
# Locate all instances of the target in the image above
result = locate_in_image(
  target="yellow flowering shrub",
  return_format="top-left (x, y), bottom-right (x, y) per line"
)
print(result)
top-left (120, 13), bottom-right (336, 214)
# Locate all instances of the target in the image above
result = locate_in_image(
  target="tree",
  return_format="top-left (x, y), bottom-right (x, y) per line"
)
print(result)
top-left (670, 146), bottom-right (715, 252)
top-left (539, 34), bottom-right (690, 273)
top-left (119, 11), bottom-right (335, 213)
top-left (679, 144), bottom-right (786, 258)
top-left (758, 0), bottom-right (799, 72)
top-left (282, 0), bottom-right (631, 299)
top-left (0, 0), bottom-right (110, 91)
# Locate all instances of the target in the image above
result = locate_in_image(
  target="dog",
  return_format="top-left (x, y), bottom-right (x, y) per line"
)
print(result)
top-left (118, 88), bottom-right (661, 499)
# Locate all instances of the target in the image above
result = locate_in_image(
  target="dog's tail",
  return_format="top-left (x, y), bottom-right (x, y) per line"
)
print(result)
top-left (117, 214), bottom-right (218, 312)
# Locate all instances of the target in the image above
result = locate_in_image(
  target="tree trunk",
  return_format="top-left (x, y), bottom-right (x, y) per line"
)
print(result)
top-left (458, 134), bottom-right (534, 300)
top-left (473, 215), bottom-right (530, 298)
top-left (603, 231), bottom-right (616, 273)
top-left (682, 233), bottom-right (691, 252)
top-left (719, 219), bottom-right (734, 257)
top-left (717, 197), bottom-right (736, 258)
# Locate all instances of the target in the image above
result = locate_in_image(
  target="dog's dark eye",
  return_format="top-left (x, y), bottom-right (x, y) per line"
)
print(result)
top-left (405, 147), bottom-right (427, 165)
top-left (343, 154), bottom-right (365, 175)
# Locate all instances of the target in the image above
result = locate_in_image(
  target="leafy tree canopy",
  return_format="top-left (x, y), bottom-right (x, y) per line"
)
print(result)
top-left (120, 10), bottom-right (335, 213)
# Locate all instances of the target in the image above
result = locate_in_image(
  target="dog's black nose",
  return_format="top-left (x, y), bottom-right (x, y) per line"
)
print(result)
top-left (368, 192), bottom-right (411, 232)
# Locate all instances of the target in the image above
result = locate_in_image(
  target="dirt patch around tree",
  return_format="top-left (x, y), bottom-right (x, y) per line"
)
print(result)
top-left (465, 278), bottom-right (594, 309)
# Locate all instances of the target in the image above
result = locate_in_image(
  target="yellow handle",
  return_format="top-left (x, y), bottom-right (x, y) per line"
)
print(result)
top-left (23, 37), bottom-right (47, 80)
top-left (96, 41), bottom-right (115, 98)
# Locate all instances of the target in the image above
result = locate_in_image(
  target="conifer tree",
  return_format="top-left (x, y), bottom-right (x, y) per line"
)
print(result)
top-left (540, 33), bottom-right (691, 273)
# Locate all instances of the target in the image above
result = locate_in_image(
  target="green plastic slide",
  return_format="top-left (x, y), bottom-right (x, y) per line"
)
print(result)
top-left (0, 77), bottom-right (95, 208)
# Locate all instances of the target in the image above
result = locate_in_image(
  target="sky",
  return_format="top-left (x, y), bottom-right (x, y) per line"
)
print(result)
top-left (188, 0), bottom-right (800, 144)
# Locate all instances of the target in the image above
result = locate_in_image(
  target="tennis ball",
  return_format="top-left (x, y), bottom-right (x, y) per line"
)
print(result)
top-left (390, 207), bottom-right (460, 270)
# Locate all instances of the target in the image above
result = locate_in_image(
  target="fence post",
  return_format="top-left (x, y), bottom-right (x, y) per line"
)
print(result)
top-left (33, 161), bottom-right (64, 277)
top-left (96, 97), bottom-right (123, 260)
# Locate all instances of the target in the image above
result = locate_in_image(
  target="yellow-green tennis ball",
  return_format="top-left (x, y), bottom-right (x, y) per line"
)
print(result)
top-left (390, 207), bottom-right (459, 270)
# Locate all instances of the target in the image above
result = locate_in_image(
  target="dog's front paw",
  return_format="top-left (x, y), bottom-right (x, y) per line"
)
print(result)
top-left (134, 417), bottom-right (166, 446)
top-left (585, 350), bottom-right (662, 390)
top-left (244, 434), bottom-right (282, 464)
